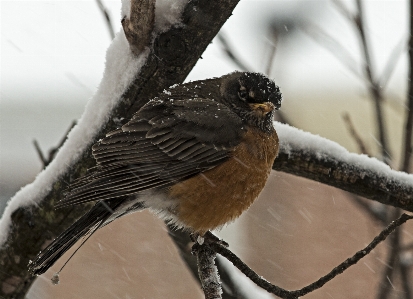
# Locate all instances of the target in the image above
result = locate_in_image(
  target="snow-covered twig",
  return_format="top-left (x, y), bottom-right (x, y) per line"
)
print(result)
top-left (273, 123), bottom-right (413, 212)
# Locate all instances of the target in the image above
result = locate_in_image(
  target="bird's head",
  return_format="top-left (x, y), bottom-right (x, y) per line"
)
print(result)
top-left (220, 71), bottom-right (282, 132)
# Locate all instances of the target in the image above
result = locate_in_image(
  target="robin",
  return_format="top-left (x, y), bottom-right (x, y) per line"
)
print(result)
top-left (28, 71), bottom-right (282, 276)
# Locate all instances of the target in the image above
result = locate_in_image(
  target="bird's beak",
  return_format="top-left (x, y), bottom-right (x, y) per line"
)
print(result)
top-left (249, 103), bottom-right (275, 114)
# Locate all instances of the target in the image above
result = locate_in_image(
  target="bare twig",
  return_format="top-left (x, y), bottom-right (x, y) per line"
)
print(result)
top-left (401, 0), bottom-right (413, 174)
top-left (330, 0), bottom-right (354, 22)
top-left (32, 140), bottom-right (47, 167)
top-left (210, 242), bottom-right (292, 299)
top-left (211, 213), bottom-right (413, 299)
top-left (265, 25), bottom-right (278, 77)
top-left (355, 0), bottom-right (391, 164)
top-left (394, 2), bottom-right (413, 298)
top-left (400, 262), bottom-right (413, 299)
top-left (95, 0), bottom-right (115, 40)
top-left (300, 21), bottom-right (361, 79)
top-left (376, 209), bottom-right (401, 299)
top-left (33, 121), bottom-right (77, 168)
top-left (379, 38), bottom-right (406, 89)
top-left (217, 33), bottom-right (251, 72)
top-left (342, 112), bottom-right (371, 155)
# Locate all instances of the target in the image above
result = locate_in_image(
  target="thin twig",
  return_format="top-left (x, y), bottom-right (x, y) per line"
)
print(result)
top-left (300, 21), bottom-right (361, 79)
top-left (342, 112), bottom-right (371, 155)
top-left (265, 25), bottom-right (278, 77)
top-left (217, 33), bottom-right (251, 72)
top-left (95, 0), bottom-right (115, 40)
top-left (209, 242), bottom-right (293, 299)
top-left (32, 140), bottom-right (47, 167)
top-left (400, 261), bottom-right (413, 299)
top-left (33, 121), bottom-right (76, 168)
top-left (330, 0), bottom-right (354, 22)
top-left (355, 0), bottom-right (391, 164)
top-left (401, 0), bottom-right (413, 174)
top-left (395, 2), bottom-right (413, 298)
top-left (379, 38), bottom-right (406, 89)
top-left (376, 209), bottom-right (401, 299)
top-left (211, 213), bottom-right (413, 299)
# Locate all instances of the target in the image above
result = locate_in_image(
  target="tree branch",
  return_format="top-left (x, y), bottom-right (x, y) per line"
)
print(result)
top-left (193, 242), bottom-right (223, 299)
top-left (273, 123), bottom-right (413, 212)
top-left (211, 213), bottom-right (413, 299)
top-left (0, 1), bottom-right (241, 298)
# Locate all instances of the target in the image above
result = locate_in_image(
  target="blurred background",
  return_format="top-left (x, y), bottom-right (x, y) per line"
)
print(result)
top-left (1, 0), bottom-right (412, 298)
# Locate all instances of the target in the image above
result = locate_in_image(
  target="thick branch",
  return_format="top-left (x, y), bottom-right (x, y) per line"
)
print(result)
top-left (273, 123), bottom-right (413, 212)
top-left (0, 1), bottom-right (240, 298)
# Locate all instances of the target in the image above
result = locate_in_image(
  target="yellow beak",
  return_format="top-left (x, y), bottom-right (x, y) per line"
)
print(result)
top-left (248, 103), bottom-right (274, 114)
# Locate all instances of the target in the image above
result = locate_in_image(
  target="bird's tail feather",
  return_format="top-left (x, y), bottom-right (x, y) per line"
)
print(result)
top-left (28, 199), bottom-right (123, 276)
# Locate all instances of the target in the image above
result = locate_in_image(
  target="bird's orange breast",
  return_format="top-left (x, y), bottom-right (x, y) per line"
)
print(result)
top-left (168, 127), bottom-right (279, 234)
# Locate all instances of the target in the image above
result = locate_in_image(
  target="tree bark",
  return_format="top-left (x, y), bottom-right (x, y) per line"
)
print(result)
top-left (273, 146), bottom-right (413, 212)
top-left (0, 1), bottom-right (240, 298)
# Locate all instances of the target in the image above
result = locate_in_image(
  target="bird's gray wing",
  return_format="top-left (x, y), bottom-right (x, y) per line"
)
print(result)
top-left (57, 98), bottom-right (245, 208)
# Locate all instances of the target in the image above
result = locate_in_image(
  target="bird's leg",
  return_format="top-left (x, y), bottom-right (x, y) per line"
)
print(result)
top-left (190, 231), bottom-right (229, 247)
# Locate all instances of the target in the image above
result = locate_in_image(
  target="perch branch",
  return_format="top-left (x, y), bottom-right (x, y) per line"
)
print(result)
top-left (193, 242), bottom-right (223, 299)
top-left (211, 213), bottom-right (413, 299)
top-left (0, 1), bottom-right (241, 298)
top-left (167, 226), bottom-right (241, 299)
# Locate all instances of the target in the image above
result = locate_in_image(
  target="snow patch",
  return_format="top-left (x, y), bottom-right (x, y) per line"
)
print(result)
top-left (0, 31), bottom-right (149, 246)
top-left (275, 122), bottom-right (413, 186)
top-left (121, 0), bottom-right (189, 33)
top-left (121, 0), bottom-right (131, 19)
top-left (155, 0), bottom-right (189, 33)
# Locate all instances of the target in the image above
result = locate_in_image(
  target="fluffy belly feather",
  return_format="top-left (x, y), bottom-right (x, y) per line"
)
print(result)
top-left (168, 127), bottom-right (279, 233)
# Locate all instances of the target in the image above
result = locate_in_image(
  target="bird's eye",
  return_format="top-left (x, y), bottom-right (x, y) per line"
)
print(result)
top-left (238, 89), bottom-right (248, 99)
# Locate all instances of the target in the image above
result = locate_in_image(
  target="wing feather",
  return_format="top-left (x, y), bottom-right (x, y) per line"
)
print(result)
top-left (58, 98), bottom-right (244, 208)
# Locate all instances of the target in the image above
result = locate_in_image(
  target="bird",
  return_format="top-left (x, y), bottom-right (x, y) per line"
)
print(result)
top-left (28, 71), bottom-right (282, 277)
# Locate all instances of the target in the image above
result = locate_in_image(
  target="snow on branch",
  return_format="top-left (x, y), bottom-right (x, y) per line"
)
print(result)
top-left (0, 1), bottom-right (241, 298)
top-left (273, 122), bottom-right (413, 212)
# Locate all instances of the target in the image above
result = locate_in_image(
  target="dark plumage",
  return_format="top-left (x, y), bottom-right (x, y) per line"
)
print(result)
top-left (28, 71), bottom-right (282, 276)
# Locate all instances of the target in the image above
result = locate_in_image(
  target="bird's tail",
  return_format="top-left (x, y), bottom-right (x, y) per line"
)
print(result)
top-left (28, 199), bottom-right (123, 276)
